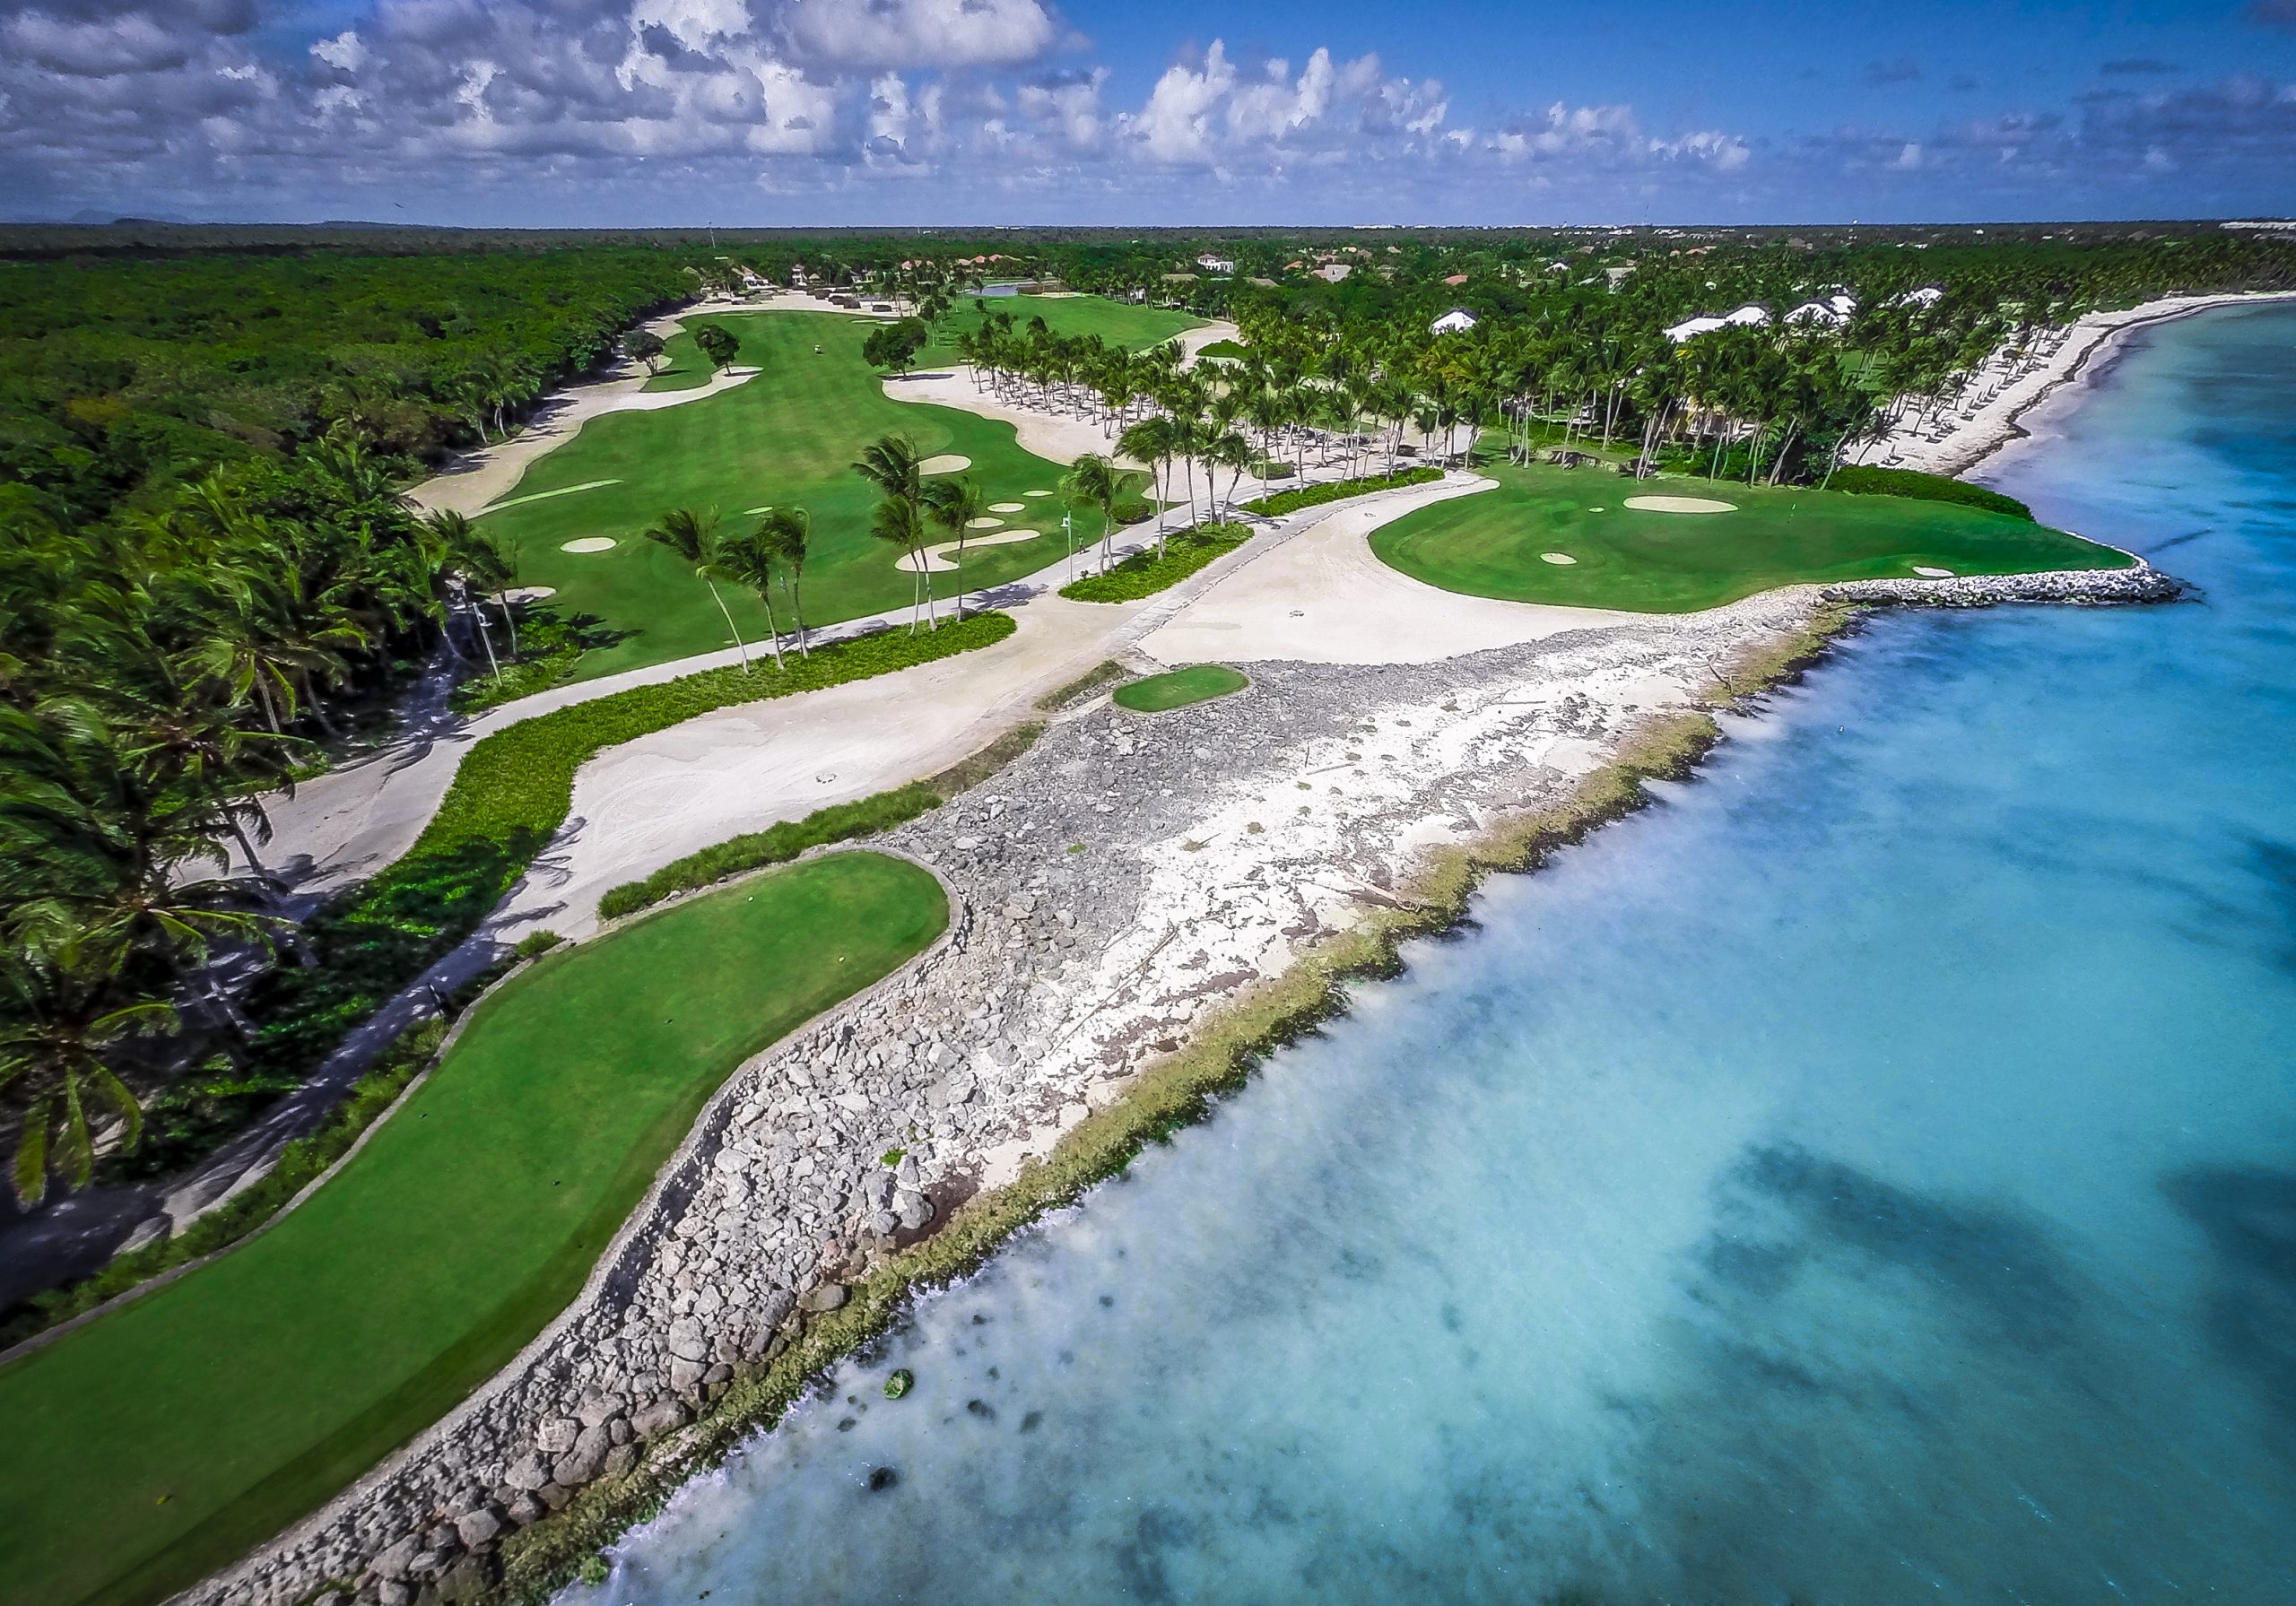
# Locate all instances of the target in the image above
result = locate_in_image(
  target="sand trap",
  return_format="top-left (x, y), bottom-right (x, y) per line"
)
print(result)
top-left (1023, 489), bottom-right (1055, 498)
top-left (896, 527), bottom-right (1041, 573)
top-left (919, 455), bottom-right (970, 475)
top-left (560, 537), bottom-right (617, 553)
top-left (966, 516), bottom-right (1004, 529)
top-left (1913, 565), bottom-right (1956, 577)
top-left (496, 586), bottom-right (557, 603)
top-left (989, 502), bottom-right (1027, 513)
top-left (1624, 495), bottom-right (1736, 514)
top-left (1541, 552), bottom-right (1578, 566)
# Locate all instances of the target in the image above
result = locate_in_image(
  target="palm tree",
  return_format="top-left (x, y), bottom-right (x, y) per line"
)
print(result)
top-left (1115, 415), bottom-right (1176, 545)
top-left (644, 507), bottom-right (751, 671)
top-left (705, 529), bottom-right (787, 671)
top-left (854, 435), bottom-right (937, 629)
top-left (921, 475), bottom-right (990, 619)
top-left (1060, 453), bottom-right (1136, 569)
top-left (756, 508), bottom-right (812, 657)
top-left (0, 943), bottom-right (156, 1206)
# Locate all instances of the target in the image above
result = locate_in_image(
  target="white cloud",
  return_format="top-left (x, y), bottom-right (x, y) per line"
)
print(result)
top-left (778, 0), bottom-right (1057, 70)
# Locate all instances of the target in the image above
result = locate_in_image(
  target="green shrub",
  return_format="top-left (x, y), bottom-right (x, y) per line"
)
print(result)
top-left (1826, 464), bottom-right (2034, 521)
top-left (449, 606), bottom-right (630, 716)
top-left (1110, 496), bottom-right (1154, 525)
top-left (1242, 465), bottom-right (1442, 517)
top-left (596, 783), bottom-right (944, 921)
top-left (1251, 458), bottom-right (1296, 480)
top-left (1057, 524), bottom-right (1250, 603)
top-left (514, 930), bottom-right (565, 960)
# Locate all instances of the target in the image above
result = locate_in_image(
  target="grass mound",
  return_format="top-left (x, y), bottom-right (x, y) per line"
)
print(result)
top-left (1370, 460), bottom-right (2127, 613)
top-left (0, 855), bottom-right (946, 1606)
top-left (1113, 664), bottom-right (1249, 712)
top-left (1058, 523), bottom-right (1249, 603)
top-left (1827, 464), bottom-right (2034, 521)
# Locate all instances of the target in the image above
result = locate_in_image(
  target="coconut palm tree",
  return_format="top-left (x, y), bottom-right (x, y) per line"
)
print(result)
top-left (704, 529), bottom-right (787, 671)
top-left (921, 475), bottom-right (990, 620)
top-left (756, 508), bottom-right (812, 657)
top-left (644, 507), bottom-right (751, 671)
top-left (1115, 415), bottom-right (1177, 545)
top-left (853, 434), bottom-right (938, 629)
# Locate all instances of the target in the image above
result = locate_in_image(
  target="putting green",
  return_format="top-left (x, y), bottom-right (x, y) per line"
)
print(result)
top-left (483, 313), bottom-right (1076, 681)
top-left (1370, 459), bottom-right (2132, 612)
top-left (1113, 664), bottom-right (1250, 713)
top-left (0, 853), bottom-right (946, 1606)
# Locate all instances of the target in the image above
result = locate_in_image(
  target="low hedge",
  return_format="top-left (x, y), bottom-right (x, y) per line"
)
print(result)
top-left (1242, 464), bottom-right (1442, 517)
top-left (1057, 523), bottom-right (1249, 603)
top-left (121, 613), bottom-right (1018, 1184)
top-left (1826, 464), bottom-right (2034, 521)
top-left (598, 785), bottom-right (943, 921)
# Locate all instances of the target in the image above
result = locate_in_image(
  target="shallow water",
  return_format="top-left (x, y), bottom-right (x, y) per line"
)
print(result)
top-left (578, 305), bottom-right (2296, 1605)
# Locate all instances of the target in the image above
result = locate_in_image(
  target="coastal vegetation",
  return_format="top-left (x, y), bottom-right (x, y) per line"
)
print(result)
top-left (1112, 664), bottom-right (1250, 712)
top-left (1057, 522), bottom-right (1249, 602)
top-left (1825, 464), bottom-right (2034, 520)
top-left (1370, 460), bottom-right (2126, 612)
top-left (0, 851), bottom-right (946, 1606)
top-left (1241, 465), bottom-right (1445, 517)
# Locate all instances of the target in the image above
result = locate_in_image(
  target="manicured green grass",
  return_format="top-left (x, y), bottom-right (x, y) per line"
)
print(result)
top-left (918, 295), bottom-right (1202, 366)
top-left (1058, 523), bottom-right (1249, 603)
top-left (482, 312), bottom-right (1075, 681)
top-left (1241, 465), bottom-right (1443, 517)
top-left (0, 853), bottom-right (946, 1606)
top-left (1370, 458), bottom-right (2132, 613)
top-left (1112, 664), bottom-right (1249, 712)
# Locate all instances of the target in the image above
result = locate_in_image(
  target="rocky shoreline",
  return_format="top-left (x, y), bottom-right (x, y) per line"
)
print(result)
top-left (170, 562), bottom-right (2181, 1606)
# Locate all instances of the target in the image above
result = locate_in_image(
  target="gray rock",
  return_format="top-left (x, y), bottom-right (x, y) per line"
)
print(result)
top-left (665, 1319), bottom-right (709, 1364)
top-left (435, 1554), bottom-right (495, 1604)
top-left (370, 1536), bottom-right (422, 1582)
top-left (576, 1393), bottom-right (628, 1429)
top-left (800, 1282), bottom-right (848, 1313)
top-left (632, 1398), bottom-right (691, 1439)
top-left (894, 1190), bottom-right (935, 1230)
top-left (553, 1447), bottom-right (604, 1488)
top-left (534, 1417), bottom-right (580, 1455)
top-left (501, 1453), bottom-right (552, 1492)
top-left (668, 1355), bottom-right (709, 1391)
top-left (505, 1492), bottom-right (546, 1527)
top-left (602, 1442), bottom-right (641, 1481)
top-left (455, 1509), bottom-right (503, 1550)
top-left (378, 1583), bottom-right (413, 1606)
top-left (535, 1480), bottom-right (574, 1513)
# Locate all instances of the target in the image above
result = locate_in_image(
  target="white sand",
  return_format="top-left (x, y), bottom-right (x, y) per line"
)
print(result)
top-left (965, 516), bottom-right (1004, 529)
top-left (1542, 552), bottom-right (1578, 565)
top-left (498, 586), bottom-right (556, 603)
top-left (1624, 494), bottom-right (1736, 514)
top-left (560, 537), bottom-right (616, 553)
top-left (1852, 290), bottom-right (2296, 477)
top-left (989, 501), bottom-right (1027, 513)
top-left (919, 454), bottom-right (970, 474)
top-left (1913, 565), bottom-right (1955, 577)
top-left (896, 528), bottom-right (1044, 574)
top-left (1137, 476), bottom-right (1661, 666)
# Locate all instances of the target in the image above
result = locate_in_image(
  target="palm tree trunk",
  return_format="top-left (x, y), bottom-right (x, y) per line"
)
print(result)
top-left (707, 579), bottom-right (752, 671)
top-left (753, 585), bottom-right (787, 671)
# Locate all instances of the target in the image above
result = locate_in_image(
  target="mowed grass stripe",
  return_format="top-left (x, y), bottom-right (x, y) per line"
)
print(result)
top-left (0, 854), bottom-right (947, 1606)
top-left (1370, 455), bottom-right (2131, 613)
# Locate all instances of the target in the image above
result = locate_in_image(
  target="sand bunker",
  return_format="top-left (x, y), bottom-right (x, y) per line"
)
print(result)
top-left (496, 586), bottom-right (558, 603)
top-left (989, 502), bottom-right (1027, 513)
top-left (1023, 489), bottom-right (1055, 498)
top-left (966, 516), bottom-right (1004, 529)
top-left (1624, 494), bottom-right (1736, 514)
top-left (1913, 565), bottom-right (1956, 577)
top-left (919, 454), bottom-right (970, 475)
top-left (1541, 552), bottom-right (1578, 566)
top-left (896, 528), bottom-right (1040, 573)
top-left (560, 537), bottom-right (617, 553)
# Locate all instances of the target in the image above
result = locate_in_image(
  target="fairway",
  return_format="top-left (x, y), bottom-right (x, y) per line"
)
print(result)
top-left (0, 854), bottom-right (946, 1606)
top-left (918, 293), bottom-right (1203, 366)
top-left (1370, 459), bottom-right (2133, 612)
top-left (1113, 664), bottom-right (1249, 712)
top-left (483, 311), bottom-right (1079, 681)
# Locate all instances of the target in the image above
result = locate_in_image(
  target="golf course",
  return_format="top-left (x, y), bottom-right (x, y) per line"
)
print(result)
top-left (1370, 457), bottom-right (2134, 612)
top-left (1112, 664), bottom-right (1249, 712)
top-left (480, 311), bottom-right (1086, 681)
top-left (0, 853), bottom-right (946, 1606)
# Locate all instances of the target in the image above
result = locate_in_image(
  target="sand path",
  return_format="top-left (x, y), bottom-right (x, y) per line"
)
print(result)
top-left (1138, 475), bottom-right (1656, 666)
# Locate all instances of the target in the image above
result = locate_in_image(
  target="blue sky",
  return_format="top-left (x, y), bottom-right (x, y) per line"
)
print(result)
top-left (3, 0), bottom-right (2292, 225)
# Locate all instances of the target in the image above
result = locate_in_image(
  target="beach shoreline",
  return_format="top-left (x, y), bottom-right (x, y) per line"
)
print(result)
top-left (1852, 290), bottom-right (2296, 480)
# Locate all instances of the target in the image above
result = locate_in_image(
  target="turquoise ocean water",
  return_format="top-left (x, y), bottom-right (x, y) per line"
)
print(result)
top-left (577, 304), bottom-right (2296, 1604)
